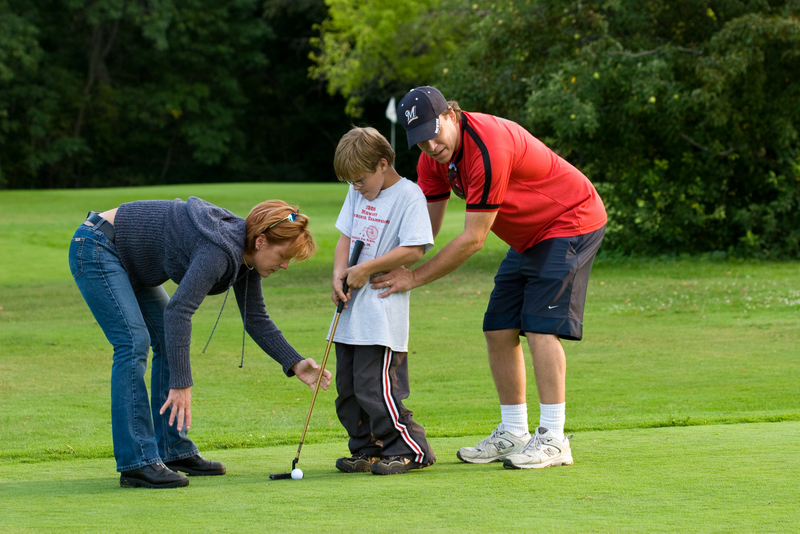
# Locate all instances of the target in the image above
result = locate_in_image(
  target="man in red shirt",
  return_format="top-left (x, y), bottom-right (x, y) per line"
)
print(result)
top-left (372, 86), bottom-right (606, 469)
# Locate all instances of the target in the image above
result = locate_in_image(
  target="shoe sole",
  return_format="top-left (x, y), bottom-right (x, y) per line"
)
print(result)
top-left (502, 457), bottom-right (574, 470)
top-left (335, 465), bottom-right (371, 473)
top-left (120, 476), bottom-right (190, 488)
top-left (456, 450), bottom-right (512, 464)
top-left (167, 467), bottom-right (226, 476)
top-left (371, 465), bottom-right (427, 475)
top-left (371, 460), bottom-right (432, 475)
top-left (335, 457), bottom-right (380, 473)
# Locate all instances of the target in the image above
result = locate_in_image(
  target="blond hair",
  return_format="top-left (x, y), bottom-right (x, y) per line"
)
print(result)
top-left (333, 126), bottom-right (395, 183)
top-left (244, 200), bottom-right (316, 262)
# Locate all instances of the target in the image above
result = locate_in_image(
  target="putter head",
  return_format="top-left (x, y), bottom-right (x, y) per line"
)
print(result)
top-left (269, 472), bottom-right (292, 480)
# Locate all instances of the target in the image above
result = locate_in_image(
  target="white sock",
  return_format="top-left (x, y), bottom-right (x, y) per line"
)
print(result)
top-left (539, 403), bottom-right (566, 441)
top-left (500, 404), bottom-right (529, 436)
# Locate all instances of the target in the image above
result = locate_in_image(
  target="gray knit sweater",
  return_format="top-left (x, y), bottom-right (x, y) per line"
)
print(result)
top-left (114, 196), bottom-right (304, 388)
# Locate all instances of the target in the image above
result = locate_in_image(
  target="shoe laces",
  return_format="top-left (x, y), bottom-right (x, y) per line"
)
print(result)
top-left (521, 431), bottom-right (545, 454)
top-left (475, 428), bottom-right (503, 450)
top-left (381, 456), bottom-right (411, 466)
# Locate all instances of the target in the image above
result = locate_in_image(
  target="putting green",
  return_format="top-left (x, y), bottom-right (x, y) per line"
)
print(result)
top-left (2, 423), bottom-right (796, 532)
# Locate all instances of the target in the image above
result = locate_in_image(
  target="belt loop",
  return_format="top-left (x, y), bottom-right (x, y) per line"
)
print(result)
top-left (85, 211), bottom-right (115, 243)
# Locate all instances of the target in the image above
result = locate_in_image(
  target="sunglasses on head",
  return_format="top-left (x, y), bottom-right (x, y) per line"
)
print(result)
top-left (268, 212), bottom-right (298, 229)
top-left (448, 163), bottom-right (466, 200)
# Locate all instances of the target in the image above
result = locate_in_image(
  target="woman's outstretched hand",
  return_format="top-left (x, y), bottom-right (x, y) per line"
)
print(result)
top-left (160, 387), bottom-right (192, 431)
top-left (292, 358), bottom-right (332, 391)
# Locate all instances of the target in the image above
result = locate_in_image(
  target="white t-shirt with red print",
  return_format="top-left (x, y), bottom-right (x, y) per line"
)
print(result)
top-left (331, 177), bottom-right (433, 351)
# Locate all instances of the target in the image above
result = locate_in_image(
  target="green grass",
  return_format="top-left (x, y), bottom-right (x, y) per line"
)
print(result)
top-left (1, 184), bottom-right (799, 532)
top-left (2, 424), bottom-right (797, 533)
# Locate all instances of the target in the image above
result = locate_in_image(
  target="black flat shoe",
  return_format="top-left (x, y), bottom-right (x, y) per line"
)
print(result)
top-left (165, 454), bottom-right (226, 476)
top-left (120, 462), bottom-right (189, 488)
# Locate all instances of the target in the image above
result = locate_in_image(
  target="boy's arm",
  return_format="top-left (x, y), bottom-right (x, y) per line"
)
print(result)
top-left (343, 245), bottom-right (426, 290)
top-left (331, 233), bottom-right (351, 306)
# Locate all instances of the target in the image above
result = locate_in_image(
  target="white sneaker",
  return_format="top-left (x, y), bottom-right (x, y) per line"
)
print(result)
top-left (502, 426), bottom-right (574, 469)
top-left (457, 424), bottom-right (531, 464)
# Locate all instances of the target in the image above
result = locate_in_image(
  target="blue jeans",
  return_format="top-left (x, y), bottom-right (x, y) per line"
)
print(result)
top-left (69, 221), bottom-right (198, 472)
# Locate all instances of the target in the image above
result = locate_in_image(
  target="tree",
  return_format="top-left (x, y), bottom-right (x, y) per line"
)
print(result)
top-left (0, 2), bottom-right (44, 187)
top-left (0, 0), bottom-right (350, 188)
top-left (309, 0), bottom-right (465, 117)
top-left (312, 0), bottom-right (800, 257)
top-left (238, 0), bottom-right (352, 183)
top-left (521, 2), bottom-right (800, 257)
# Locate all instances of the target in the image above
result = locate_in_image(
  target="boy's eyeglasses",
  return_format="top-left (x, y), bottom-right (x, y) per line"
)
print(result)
top-left (268, 212), bottom-right (298, 229)
top-left (448, 163), bottom-right (466, 199)
top-left (345, 179), bottom-right (365, 187)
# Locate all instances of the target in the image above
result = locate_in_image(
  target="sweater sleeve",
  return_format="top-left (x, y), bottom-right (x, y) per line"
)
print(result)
top-left (163, 250), bottom-right (230, 388)
top-left (233, 270), bottom-right (305, 376)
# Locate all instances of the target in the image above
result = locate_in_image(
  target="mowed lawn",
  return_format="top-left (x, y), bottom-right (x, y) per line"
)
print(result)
top-left (1, 184), bottom-right (798, 532)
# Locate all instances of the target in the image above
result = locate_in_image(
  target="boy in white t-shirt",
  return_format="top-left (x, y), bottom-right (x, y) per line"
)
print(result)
top-left (330, 127), bottom-right (435, 475)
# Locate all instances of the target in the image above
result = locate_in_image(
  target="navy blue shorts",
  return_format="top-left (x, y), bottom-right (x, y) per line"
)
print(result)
top-left (483, 226), bottom-right (605, 341)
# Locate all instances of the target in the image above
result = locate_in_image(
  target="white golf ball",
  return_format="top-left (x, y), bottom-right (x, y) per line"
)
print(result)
top-left (291, 468), bottom-right (304, 480)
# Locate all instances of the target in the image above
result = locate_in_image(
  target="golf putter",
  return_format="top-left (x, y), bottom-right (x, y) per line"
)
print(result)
top-left (270, 239), bottom-right (365, 480)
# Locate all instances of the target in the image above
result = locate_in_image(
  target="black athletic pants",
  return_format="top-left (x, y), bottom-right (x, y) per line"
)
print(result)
top-left (334, 344), bottom-right (435, 465)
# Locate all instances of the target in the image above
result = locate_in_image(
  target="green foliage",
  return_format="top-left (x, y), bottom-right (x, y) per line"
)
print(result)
top-left (313, 0), bottom-right (800, 258)
top-left (3, 1), bottom-right (800, 257)
top-left (439, 1), bottom-right (609, 121)
top-left (523, 3), bottom-right (800, 258)
top-left (0, 0), bottom-right (263, 187)
top-left (241, 0), bottom-right (353, 183)
top-left (0, 0), bottom-right (349, 188)
top-left (309, 0), bottom-right (464, 116)
top-left (0, 3), bottom-right (41, 84)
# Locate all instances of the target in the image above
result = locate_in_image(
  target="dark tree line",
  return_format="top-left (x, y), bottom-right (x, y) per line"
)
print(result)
top-left (2, 1), bottom-right (800, 258)
top-left (0, 0), bottom-right (352, 189)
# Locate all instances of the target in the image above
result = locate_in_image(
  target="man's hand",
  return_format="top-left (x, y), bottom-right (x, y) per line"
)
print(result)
top-left (370, 266), bottom-right (414, 298)
top-left (160, 387), bottom-right (192, 431)
top-left (371, 211), bottom-right (497, 297)
top-left (292, 358), bottom-right (332, 391)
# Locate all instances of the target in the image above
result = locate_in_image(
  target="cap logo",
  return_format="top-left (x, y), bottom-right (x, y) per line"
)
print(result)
top-left (434, 118), bottom-right (440, 135)
top-left (405, 106), bottom-right (418, 124)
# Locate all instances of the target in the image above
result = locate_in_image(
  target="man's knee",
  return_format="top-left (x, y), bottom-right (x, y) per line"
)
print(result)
top-left (526, 332), bottom-right (560, 345)
top-left (525, 333), bottom-right (566, 362)
top-left (484, 328), bottom-right (519, 344)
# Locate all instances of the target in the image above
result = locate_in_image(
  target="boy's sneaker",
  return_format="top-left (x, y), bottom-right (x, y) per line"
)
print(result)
top-left (503, 427), bottom-right (574, 469)
top-left (456, 423), bottom-right (531, 464)
top-left (335, 453), bottom-right (381, 473)
top-left (370, 456), bottom-right (429, 475)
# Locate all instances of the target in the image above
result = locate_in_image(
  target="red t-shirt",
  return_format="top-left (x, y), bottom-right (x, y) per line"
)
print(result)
top-left (417, 111), bottom-right (607, 252)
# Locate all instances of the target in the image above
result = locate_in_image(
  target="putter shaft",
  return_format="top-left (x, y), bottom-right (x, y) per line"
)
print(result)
top-left (293, 310), bottom-right (342, 467)
top-left (273, 240), bottom-right (364, 479)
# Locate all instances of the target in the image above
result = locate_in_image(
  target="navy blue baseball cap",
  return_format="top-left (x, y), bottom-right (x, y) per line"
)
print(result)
top-left (397, 86), bottom-right (449, 149)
